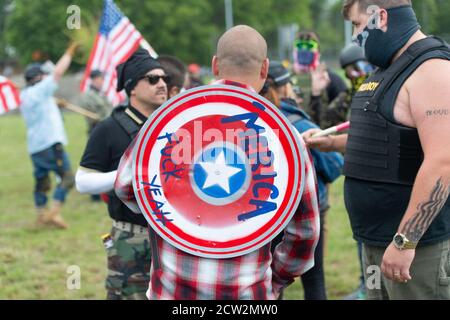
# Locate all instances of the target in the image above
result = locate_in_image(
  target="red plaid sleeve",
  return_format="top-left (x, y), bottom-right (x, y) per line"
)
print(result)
top-left (114, 137), bottom-right (141, 214)
top-left (270, 137), bottom-right (321, 296)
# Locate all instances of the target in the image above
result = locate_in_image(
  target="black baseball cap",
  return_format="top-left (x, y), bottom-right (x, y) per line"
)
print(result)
top-left (268, 61), bottom-right (291, 87)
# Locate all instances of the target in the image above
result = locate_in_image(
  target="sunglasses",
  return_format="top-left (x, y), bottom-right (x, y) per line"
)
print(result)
top-left (294, 39), bottom-right (319, 51)
top-left (142, 74), bottom-right (171, 85)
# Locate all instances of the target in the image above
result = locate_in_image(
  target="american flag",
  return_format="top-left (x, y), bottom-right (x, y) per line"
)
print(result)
top-left (80, 0), bottom-right (157, 106)
top-left (0, 76), bottom-right (20, 115)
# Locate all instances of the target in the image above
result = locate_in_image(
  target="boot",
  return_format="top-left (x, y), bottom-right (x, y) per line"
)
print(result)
top-left (47, 201), bottom-right (69, 229)
top-left (36, 207), bottom-right (53, 227)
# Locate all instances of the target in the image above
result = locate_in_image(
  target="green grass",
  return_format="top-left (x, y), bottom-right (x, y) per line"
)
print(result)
top-left (0, 113), bottom-right (361, 300)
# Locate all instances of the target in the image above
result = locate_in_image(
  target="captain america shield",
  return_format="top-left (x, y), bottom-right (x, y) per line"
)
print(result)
top-left (132, 84), bottom-right (306, 259)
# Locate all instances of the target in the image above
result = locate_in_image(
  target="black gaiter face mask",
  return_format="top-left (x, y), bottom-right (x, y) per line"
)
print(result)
top-left (353, 5), bottom-right (421, 69)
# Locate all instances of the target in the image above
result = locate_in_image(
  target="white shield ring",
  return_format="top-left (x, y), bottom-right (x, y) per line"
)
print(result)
top-left (132, 85), bottom-right (306, 259)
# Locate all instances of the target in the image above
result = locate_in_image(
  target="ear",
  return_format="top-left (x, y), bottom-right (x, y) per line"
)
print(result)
top-left (260, 58), bottom-right (269, 81)
top-left (378, 8), bottom-right (389, 32)
top-left (212, 56), bottom-right (220, 77)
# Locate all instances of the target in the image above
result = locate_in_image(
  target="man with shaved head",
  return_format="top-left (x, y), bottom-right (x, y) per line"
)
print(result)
top-left (115, 25), bottom-right (320, 300)
top-left (213, 25), bottom-right (269, 91)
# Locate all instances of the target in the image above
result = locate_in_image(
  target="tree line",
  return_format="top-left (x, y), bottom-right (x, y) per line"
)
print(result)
top-left (1, 0), bottom-right (449, 68)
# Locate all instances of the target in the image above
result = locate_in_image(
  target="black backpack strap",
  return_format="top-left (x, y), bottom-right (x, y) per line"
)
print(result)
top-left (366, 36), bottom-right (450, 112)
top-left (108, 107), bottom-right (143, 203)
top-left (111, 106), bottom-right (142, 140)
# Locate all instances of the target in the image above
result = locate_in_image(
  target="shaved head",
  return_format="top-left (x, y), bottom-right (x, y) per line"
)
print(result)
top-left (213, 25), bottom-right (269, 90)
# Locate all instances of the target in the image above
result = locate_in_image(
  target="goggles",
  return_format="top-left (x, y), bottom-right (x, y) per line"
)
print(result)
top-left (294, 39), bottom-right (319, 51)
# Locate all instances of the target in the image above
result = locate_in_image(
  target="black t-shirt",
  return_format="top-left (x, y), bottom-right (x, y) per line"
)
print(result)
top-left (345, 177), bottom-right (450, 247)
top-left (80, 106), bottom-right (148, 227)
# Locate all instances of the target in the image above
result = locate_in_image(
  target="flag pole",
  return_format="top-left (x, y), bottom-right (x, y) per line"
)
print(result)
top-left (225, 0), bottom-right (234, 30)
top-left (56, 98), bottom-right (101, 121)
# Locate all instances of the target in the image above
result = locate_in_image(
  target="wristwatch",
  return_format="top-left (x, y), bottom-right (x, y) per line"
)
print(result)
top-left (393, 233), bottom-right (417, 250)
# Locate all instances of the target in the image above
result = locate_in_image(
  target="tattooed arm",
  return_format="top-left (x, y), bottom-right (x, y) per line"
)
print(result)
top-left (381, 58), bottom-right (450, 283)
top-left (399, 178), bottom-right (449, 244)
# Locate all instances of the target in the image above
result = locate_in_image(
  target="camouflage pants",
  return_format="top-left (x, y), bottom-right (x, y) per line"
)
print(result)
top-left (106, 225), bottom-right (151, 300)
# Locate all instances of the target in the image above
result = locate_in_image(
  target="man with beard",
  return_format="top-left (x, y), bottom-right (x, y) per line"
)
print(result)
top-left (75, 48), bottom-right (169, 299)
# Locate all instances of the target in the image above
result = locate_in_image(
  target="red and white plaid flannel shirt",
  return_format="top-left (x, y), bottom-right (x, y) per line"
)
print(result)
top-left (115, 80), bottom-right (320, 300)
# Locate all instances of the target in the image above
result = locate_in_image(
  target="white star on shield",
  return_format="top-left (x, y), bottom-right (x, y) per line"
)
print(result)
top-left (198, 151), bottom-right (243, 194)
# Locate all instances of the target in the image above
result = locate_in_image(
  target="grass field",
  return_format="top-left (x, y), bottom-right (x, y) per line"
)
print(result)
top-left (0, 112), bottom-right (361, 300)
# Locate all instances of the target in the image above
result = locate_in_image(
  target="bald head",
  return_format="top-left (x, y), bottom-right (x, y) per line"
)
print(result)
top-left (213, 25), bottom-right (269, 90)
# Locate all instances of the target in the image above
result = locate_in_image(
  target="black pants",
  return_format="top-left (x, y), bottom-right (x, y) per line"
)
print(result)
top-left (271, 210), bottom-right (327, 300)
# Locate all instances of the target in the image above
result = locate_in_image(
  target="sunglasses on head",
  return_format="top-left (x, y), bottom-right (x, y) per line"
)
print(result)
top-left (142, 74), bottom-right (171, 85)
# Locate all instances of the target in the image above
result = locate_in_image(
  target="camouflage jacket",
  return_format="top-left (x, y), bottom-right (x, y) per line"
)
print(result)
top-left (80, 87), bottom-right (113, 128)
top-left (309, 88), bottom-right (354, 129)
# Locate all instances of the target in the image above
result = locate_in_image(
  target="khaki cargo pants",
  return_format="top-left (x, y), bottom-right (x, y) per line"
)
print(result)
top-left (362, 239), bottom-right (450, 300)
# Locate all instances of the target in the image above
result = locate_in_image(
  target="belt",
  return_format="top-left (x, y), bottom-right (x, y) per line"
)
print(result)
top-left (112, 220), bottom-right (148, 235)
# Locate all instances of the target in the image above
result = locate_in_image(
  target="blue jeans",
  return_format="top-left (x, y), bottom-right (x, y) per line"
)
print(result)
top-left (31, 144), bottom-right (73, 208)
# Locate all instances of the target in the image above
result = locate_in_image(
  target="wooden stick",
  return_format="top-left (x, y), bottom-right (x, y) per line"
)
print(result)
top-left (55, 98), bottom-right (100, 121)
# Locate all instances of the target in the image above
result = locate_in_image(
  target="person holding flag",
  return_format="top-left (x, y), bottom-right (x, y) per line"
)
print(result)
top-left (20, 42), bottom-right (79, 229)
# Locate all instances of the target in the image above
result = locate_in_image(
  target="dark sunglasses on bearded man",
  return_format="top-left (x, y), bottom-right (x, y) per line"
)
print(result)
top-left (141, 74), bottom-right (172, 85)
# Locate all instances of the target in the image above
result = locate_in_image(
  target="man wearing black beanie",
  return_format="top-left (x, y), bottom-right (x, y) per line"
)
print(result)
top-left (75, 48), bottom-right (169, 299)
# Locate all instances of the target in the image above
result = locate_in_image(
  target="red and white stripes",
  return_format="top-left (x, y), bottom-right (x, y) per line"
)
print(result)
top-left (0, 76), bottom-right (20, 115)
top-left (81, 16), bottom-right (153, 106)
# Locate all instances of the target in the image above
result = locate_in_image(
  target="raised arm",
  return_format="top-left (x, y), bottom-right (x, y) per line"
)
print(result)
top-left (53, 43), bottom-right (79, 82)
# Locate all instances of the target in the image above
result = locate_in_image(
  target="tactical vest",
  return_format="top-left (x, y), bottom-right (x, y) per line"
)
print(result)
top-left (343, 37), bottom-right (450, 185)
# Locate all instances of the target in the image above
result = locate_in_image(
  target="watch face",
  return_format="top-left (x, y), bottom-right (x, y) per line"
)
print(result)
top-left (394, 234), bottom-right (405, 248)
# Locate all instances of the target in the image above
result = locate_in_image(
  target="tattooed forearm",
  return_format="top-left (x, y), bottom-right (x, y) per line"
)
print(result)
top-left (400, 178), bottom-right (450, 244)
